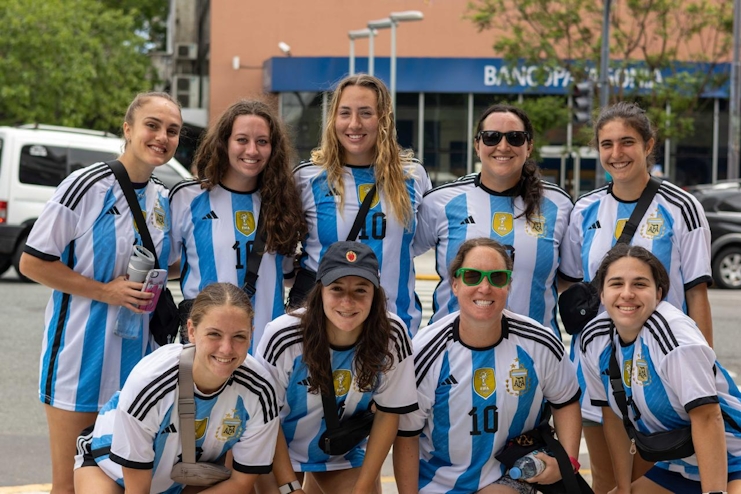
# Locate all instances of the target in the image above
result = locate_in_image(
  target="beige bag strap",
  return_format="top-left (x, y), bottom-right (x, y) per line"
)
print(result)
top-left (177, 344), bottom-right (197, 464)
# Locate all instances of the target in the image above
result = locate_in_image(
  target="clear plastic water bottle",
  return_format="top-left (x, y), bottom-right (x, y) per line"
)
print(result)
top-left (508, 450), bottom-right (547, 480)
top-left (114, 245), bottom-right (155, 339)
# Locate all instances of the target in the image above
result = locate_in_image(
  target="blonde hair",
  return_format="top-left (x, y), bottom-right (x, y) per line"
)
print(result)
top-left (310, 74), bottom-right (414, 227)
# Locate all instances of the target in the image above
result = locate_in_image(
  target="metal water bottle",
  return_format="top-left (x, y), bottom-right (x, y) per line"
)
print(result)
top-left (508, 450), bottom-right (547, 480)
top-left (114, 245), bottom-right (155, 339)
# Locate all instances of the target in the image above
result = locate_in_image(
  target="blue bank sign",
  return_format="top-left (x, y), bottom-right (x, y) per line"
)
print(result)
top-left (265, 57), bottom-right (730, 98)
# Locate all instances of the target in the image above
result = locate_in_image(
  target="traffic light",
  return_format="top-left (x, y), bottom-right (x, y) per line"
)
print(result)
top-left (573, 80), bottom-right (594, 124)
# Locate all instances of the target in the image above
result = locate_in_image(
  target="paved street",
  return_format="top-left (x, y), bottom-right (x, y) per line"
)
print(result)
top-left (3, 250), bottom-right (741, 492)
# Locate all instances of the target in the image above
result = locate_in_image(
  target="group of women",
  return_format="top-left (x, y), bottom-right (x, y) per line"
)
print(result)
top-left (20, 72), bottom-right (739, 494)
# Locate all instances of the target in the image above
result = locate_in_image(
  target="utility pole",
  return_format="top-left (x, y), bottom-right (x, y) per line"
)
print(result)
top-left (729, 0), bottom-right (741, 180)
top-left (596, 0), bottom-right (612, 187)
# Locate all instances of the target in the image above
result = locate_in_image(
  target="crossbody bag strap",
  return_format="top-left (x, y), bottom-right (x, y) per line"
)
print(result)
top-left (242, 215), bottom-right (266, 298)
top-left (607, 330), bottom-right (638, 436)
top-left (537, 421), bottom-right (582, 493)
top-left (107, 160), bottom-right (160, 270)
top-left (617, 176), bottom-right (662, 245)
top-left (346, 184), bottom-right (377, 241)
top-left (177, 344), bottom-right (197, 464)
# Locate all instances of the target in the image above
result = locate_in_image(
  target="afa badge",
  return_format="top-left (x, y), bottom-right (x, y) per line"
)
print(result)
top-left (215, 409), bottom-right (243, 442)
top-left (358, 184), bottom-right (380, 208)
top-left (473, 367), bottom-right (496, 399)
top-left (153, 203), bottom-right (166, 231)
top-left (492, 213), bottom-right (513, 237)
top-left (641, 211), bottom-right (665, 239)
top-left (506, 359), bottom-right (531, 396)
top-left (525, 215), bottom-right (546, 238)
top-left (623, 359), bottom-right (632, 388)
top-left (235, 211), bottom-right (256, 237)
top-left (614, 219), bottom-right (628, 240)
top-left (333, 369), bottom-right (353, 397)
top-left (194, 418), bottom-right (208, 440)
top-left (635, 358), bottom-right (651, 386)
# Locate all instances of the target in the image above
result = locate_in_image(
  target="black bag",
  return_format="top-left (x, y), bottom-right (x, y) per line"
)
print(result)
top-left (149, 288), bottom-right (180, 346)
top-left (107, 160), bottom-right (179, 346)
top-left (558, 281), bottom-right (600, 335)
top-left (608, 339), bottom-right (695, 462)
top-left (495, 418), bottom-right (593, 494)
top-left (319, 408), bottom-right (375, 456)
top-left (558, 177), bottom-right (663, 335)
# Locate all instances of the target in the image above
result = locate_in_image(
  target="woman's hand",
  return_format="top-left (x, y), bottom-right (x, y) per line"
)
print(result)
top-left (526, 452), bottom-right (561, 485)
top-left (101, 276), bottom-right (152, 311)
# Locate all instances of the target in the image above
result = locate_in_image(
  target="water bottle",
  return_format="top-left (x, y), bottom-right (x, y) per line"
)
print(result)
top-left (508, 450), bottom-right (547, 480)
top-left (114, 245), bottom-right (155, 339)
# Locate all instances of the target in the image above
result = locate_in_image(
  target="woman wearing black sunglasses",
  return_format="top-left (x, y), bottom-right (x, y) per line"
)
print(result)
top-left (394, 237), bottom-right (582, 494)
top-left (414, 104), bottom-right (573, 335)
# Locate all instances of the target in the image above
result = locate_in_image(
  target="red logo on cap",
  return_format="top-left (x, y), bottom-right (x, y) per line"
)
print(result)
top-left (346, 251), bottom-right (357, 262)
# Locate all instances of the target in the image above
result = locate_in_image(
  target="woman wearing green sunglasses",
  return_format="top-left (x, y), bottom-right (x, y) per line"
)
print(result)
top-left (394, 238), bottom-right (582, 494)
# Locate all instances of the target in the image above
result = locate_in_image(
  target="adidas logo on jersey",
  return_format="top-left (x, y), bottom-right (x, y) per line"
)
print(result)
top-left (105, 206), bottom-right (120, 215)
top-left (162, 423), bottom-right (177, 433)
top-left (460, 216), bottom-right (475, 225)
top-left (440, 375), bottom-right (458, 386)
top-left (588, 220), bottom-right (601, 230)
top-left (297, 378), bottom-right (311, 387)
top-left (202, 210), bottom-right (219, 220)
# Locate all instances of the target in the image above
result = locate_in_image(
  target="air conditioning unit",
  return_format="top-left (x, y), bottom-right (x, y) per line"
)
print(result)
top-left (175, 42), bottom-right (198, 60)
top-left (173, 75), bottom-right (200, 108)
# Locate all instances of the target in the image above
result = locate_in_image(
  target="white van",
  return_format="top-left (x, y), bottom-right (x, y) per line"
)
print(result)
top-left (0, 124), bottom-right (192, 280)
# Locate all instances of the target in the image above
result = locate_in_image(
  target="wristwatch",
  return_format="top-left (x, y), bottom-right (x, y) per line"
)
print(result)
top-left (279, 480), bottom-right (302, 494)
top-left (703, 491), bottom-right (727, 494)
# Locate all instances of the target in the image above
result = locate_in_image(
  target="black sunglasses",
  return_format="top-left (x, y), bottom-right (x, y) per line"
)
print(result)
top-left (455, 268), bottom-right (512, 288)
top-left (476, 130), bottom-right (530, 147)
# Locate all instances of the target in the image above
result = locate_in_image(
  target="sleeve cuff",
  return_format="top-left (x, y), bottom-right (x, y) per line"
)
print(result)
top-left (23, 245), bottom-right (60, 262)
top-left (109, 452), bottom-right (153, 470)
top-left (375, 402), bottom-right (419, 415)
top-left (684, 275), bottom-right (713, 291)
top-left (684, 395), bottom-right (719, 413)
top-left (591, 399), bottom-right (610, 408)
top-left (550, 389), bottom-right (581, 409)
top-left (397, 428), bottom-right (423, 437)
top-left (232, 461), bottom-right (273, 475)
top-left (557, 271), bottom-right (582, 283)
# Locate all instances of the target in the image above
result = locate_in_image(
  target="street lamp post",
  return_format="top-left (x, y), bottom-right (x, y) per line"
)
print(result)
top-left (367, 18), bottom-right (392, 76)
top-left (389, 11), bottom-right (424, 111)
top-left (348, 29), bottom-right (372, 76)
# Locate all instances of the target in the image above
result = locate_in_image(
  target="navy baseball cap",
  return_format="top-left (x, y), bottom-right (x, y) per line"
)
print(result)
top-left (317, 241), bottom-right (380, 287)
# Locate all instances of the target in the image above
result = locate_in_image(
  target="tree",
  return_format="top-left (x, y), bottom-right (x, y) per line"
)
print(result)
top-left (99, 0), bottom-right (170, 51)
top-left (466, 0), bottom-right (733, 142)
top-left (0, 0), bottom-right (156, 132)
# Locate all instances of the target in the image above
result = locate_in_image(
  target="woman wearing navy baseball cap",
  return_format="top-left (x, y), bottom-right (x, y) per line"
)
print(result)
top-left (255, 240), bottom-right (418, 494)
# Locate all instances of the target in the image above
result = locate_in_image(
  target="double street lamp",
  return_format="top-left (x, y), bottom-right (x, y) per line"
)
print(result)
top-left (348, 29), bottom-right (372, 76)
top-left (367, 18), bottom-right (393, 76)
top-left (388, 11), bottom-right (424, 111)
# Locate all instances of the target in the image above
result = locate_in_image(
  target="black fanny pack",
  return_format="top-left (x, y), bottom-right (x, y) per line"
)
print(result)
top-left (319, 408), bottom-right (375, 456)
top-left (608, 337), bottom-right (695, 462)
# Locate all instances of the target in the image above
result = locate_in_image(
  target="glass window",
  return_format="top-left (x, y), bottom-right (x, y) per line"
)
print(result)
top-left (19, 145), bottom-right (67, 186)
top-left (282, 91), bottom-right (323, 162)
top-left (396, 92), bottom-right (419, 153)
top-left (424, 93), bottom-right (468, 186)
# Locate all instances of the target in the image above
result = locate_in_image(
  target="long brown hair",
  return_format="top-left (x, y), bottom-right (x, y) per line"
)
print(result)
top-left (191, 99), bottom-right (306, 256)
top-left (594, 101), bottom-right (656, 170)
top-left (310, 74), bottom-right (414, 228)
top-left (475, 104), bottom-right (543, 221)
top-left (298, 282), bottom-right (393, 395)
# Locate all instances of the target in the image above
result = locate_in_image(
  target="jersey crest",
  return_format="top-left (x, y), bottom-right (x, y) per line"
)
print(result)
top-left (358, 184), bottom-right (380, 209)
top-left (333, 369), bottom-right (353, 397)
top-left (641, 211), bottom-right (666, 239)
top-left (473, 368), bottom-right (496, 399)
top-left (614, 218), bottom-right (628, 240)
top-left (195, 418), bottom-right (208, 440)
top-left (215, 410), bottom-right (243, 441)
top-left (235, 211), bottom-right (256, 237)
top-left (635, 358), bottom-right (651, 385)
top-left (505, 359), bottom-right (531, 396)
top-left (491, 213), bottom-right (513, 237)
top-left (623, 359), bottom-right (633, 388)
top-left (525, 215), bottom-right (546, 238)
top-left (153, 203), bottom-right (166, 231)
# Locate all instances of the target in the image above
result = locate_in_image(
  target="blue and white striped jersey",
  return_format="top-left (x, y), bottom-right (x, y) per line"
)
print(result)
top-left (255, 310), bottom-right (418, 472)
top-left (78, 344), bottom-right (279, 494)
top-left (169, 180), bottom-right (291, 350)
top-left (414, 174), bottom-right (573, 334)
top-left (399, 310), bottom-right (580, 494)
top-left (25, 163), bottom-right (174, 412)
top-left (293, 161), bottom-right (431, 334)
top-left (580, 302), bottom-right (741, 481)
top-left (562, 180), bottom-right (712, 422)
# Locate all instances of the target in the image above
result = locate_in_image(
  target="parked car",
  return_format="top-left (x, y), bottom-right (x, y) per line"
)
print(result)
top-left (0, 124), bottom-right (192, 281)
top-left (687, 180), bottom-right (741, 289)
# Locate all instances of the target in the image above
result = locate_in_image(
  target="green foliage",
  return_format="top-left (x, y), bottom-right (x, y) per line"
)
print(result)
top-left (0, 0), bottom-right (156, 132)
top-left (99, 0), bottom-right (170, 51)
top-left (516, 97), bottom-right (571, 158)
top-left (465, 0), bottom-right (733, 142)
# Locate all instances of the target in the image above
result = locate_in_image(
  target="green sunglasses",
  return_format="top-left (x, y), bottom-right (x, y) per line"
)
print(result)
top-left (455, 268), bottom-right (512, 287)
